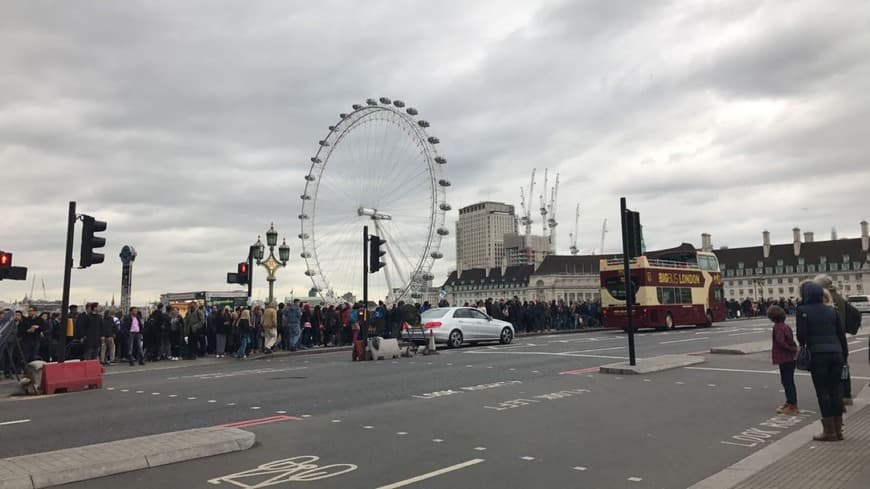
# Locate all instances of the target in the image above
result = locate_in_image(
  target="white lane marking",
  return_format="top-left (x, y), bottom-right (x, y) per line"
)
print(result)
top-left (208, 456), bottom-right (357, 485)
top-left (850, 346), bottom-right (869, 353)
top-left (848, 340), bottom-right (862, 345)
top-left (474, 447), bottom-right (487, 451)
top-left (135, 390), bottom-right (144, 394)
top-left (466, 351), bottom-right (628, 360)
top-left (276, 410), bottom-right (287, 414)
top-left (675, 381), bottom-right (685, 385)
top-left (208, 400), bottom-right (217, 403)
top-left (744, 387), bottom-right (752, 390)
top-left (643, 379), bottom-right (652, 382)
top-left (363, 425), bottom-right (374, 429)
top-left (167, 365), bottom-right (307, 381)
top-left (332, 419), bottom-right (342, 423)
top-left (375, 459), bottom-right (485, 489)
top-left (728, 331), bottom-right (764, 336)
top-left (169, 394), bottom-right (178, 398)
top-left (521, 456), bottom-right (535, 461)
top-left (628, 476), bottom-right (643, 482)
top-left (660, 337), bottom-right (708, 345)
top-left (396, 431), bottom-right (408, 435)
top-left (301, 414), bottom-right (311, 418)
top-left (573, 466), bottom-right (588, 471)
top-left (573, 346), bottom-right (625, 353)
top-left (151, 392), bottom-right (160, 396)
top-left (532, 370), bottom-right (540, 374)
top-left (120, 389), bottom-right (129, 392)
top-left (226, 402), bottom-right (236, 406)
top-left (187, 397), bottom-right (197, 400)
top-left (687, 366), bottom-right (870, 380)
top-left (708, 384), bottom-right (717, 387)
top-left (106, 387), bottom-right (115, 391)
top-left (251, 406), bottom-right (261, 410)
top-left (432, 439), bottom-right (444, 443)
top-left (0, 419), bottom-right (31, 426)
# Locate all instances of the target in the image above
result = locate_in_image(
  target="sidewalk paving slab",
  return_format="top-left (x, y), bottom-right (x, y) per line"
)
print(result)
top-left (0, 426), bottom-right (254, 489)
top-left (688, 383), bottom-right (870, 489)
top-left (710, 341), bottom-right (770, 355)
top-left (599, 354), bottom-right (705, 375)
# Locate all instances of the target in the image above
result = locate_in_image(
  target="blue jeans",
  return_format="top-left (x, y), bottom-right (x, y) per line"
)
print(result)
top-left (288, 325), bottom-right (301, 350)
top-left (236, 335), bottom-right (249, 358)
top-left (127, 333), bottom-right (143, 362)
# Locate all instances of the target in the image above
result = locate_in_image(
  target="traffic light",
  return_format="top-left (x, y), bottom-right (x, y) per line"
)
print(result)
top-left (369, 235), bottom-right (386, 273)
top-left (237, 262), bottom-right (250, 284)
top-left (624, 210), bottom-right (643, 259)
top-left (79, 215), bottom-right (107, 268)
top-left (0, 250), bottom-right (27, 281)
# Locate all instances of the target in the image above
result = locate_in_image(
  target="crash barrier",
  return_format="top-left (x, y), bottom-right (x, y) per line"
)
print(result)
top-left (367, 337), bottom-right (400, 360)
top-left (41, 359), bottom-right (103, 394)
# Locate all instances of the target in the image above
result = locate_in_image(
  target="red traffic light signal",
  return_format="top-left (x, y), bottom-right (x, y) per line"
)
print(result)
top-left (237, 262), bottom-right (250, 284)
top-left (0, 251), bottom-right (10, 268)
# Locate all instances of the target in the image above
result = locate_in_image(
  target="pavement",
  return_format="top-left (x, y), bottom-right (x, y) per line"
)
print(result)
top-left (1, 317), bottom-right (868, 489)
top-left (0, 427), bottom-right (254, 489)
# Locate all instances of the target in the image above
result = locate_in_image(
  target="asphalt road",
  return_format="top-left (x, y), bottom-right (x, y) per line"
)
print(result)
top-left (3, 318), bottom-right (869, 489)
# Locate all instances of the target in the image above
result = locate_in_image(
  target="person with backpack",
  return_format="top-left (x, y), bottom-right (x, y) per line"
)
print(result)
top-left (815, 275), bottom-right (862, 406)
top-left (183, 302), bottom-right (205, 360)
top-left (235, 309), bottom-right (252, 359)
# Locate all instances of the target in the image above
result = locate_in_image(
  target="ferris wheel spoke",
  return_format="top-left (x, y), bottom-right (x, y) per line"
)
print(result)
top-left (379, 222), bottom-right (420, 279)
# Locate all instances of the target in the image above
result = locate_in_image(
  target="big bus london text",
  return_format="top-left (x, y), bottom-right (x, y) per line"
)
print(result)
top-left (599, 244), bottom-right (727, 330)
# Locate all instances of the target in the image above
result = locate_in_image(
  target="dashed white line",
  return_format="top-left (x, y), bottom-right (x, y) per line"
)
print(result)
top-left (168, 394), bottom-right (178, 398)
top-left (0, 419), bottom-right (30, 427)
top-left (187, 396), bottom-right (197, 400)
top-left (432, 439), bottom-right (444, 443)
top-left (396, 431), bottom-right (408, 436)
top-left (226, 402), bottom-right (236, 406)
top-left (332, 419), bottom-right (342, 423)
top-left (106, 387), bottom-right (115, 391)
top-left (250, 406), bottom-right (261, 410)
top-left (660, 337), bottom-right (708, 345)
top-left (120, 389), bottom-right (129, 392)
top-left (363, 425), bottom-right (374, 429)
top-left (474, 447), bottom-right (487, 451)
top-left (135, 390), bottom-right (144, 394)
top-left (573, 466), bottom-right (588, 471)
top-left (521, 456), bottom-right (535, 461)
top-left (375, 458), bottom-right (485, 489)
top-left (151, 392), bottom-right (160, 396)
top-left (628, 476), bottom-right (643, 482)
top-left (208, 400), bottom-right (217, 403)
top-left (301, 414), bottom-right (311, 418)
top-left (276, 410), bottom-right (287, 414)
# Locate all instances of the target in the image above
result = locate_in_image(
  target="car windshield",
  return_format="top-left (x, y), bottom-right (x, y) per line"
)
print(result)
top-left (421, 308), bottom-right (450, 319)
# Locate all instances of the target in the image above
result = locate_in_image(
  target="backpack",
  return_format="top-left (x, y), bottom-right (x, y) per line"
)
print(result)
top-left (350, 309), bottom-right (359, 323)
top-left (845, 302), bottom-right (862, 335)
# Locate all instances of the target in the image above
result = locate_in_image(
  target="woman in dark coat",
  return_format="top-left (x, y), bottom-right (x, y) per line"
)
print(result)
top-left (796, 282), bottom-right (848, 441)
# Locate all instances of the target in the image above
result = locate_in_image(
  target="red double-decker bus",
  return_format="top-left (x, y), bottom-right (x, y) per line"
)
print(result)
top-left (599, 244), bottom-right (726, 330)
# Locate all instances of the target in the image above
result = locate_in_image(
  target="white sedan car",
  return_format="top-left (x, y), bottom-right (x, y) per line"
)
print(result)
top-left (404, 307), bottom-right (515, 348)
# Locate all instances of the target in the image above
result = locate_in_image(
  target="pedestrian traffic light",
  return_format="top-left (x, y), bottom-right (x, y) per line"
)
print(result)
top-left (237, 262), bottom-right (250, 284)
top-left (0, 250), bottom-right (27, 281)
top-left (369, 235), bottom-right (386, 273)
top-left (79, 215), bottom-right (107, 268)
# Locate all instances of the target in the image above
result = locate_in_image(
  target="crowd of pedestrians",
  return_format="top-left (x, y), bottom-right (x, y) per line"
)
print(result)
top-left (460, 298), bottom-right (603, 333)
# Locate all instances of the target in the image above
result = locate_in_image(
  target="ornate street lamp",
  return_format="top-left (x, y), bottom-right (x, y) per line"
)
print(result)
top-left (255, 223), bottom-right (289, 304)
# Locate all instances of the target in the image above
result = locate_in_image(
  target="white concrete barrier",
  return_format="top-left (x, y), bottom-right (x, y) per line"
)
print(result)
top-left (367, 337), bottom-right (401, 360)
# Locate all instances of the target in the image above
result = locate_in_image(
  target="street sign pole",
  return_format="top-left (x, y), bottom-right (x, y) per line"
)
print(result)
top-left (620, 197), bottom-right (637, 366)
top-left (59, 201), bottom-right (76, 362)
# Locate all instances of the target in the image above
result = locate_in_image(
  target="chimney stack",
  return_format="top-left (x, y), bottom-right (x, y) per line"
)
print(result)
top-left (793, 227), bottom-right (801, 256)
top-left (804, 231), bottom-right (814, 243)
top-left (701, 233), bottom-right (713, 252)
top-left (862, 220), bottom-right (869, 252)
top-left (831, 227), bottom-right (838, 241)
top-left (762, 230), bottom-right (771, 258)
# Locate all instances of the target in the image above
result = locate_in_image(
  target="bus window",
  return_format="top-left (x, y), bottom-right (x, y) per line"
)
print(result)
top-left (698, 255), bottom-right (720, 271)
top-left (679, 288), bottom-right (693, 304)
top-left (605, 276), bottom-right (638, 302)
top-left (657, 287), bottom-right (676, 304)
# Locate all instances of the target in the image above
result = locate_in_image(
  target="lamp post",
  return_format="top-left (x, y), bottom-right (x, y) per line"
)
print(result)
top-left (253, 223), bottom-right (290, 305)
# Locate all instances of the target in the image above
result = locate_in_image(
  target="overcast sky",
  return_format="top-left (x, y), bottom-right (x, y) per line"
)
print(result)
top-left (2, 0), bottom-right (869, 305)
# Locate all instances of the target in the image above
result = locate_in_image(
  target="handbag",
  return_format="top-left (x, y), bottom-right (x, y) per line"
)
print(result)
top-left (795, 345), bottom-right (812, 371)
top-left (841, 363), bottom-right (850, 381)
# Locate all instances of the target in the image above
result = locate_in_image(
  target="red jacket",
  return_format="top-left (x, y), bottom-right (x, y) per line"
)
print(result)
top-left (772, 321), bottom-right (798, 365)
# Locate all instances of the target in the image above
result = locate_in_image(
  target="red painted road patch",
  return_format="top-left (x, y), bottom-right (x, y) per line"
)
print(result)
top-left (218, 415), bottom-right (301, 428)
top-left (559, 366), bottom-right (600, 375)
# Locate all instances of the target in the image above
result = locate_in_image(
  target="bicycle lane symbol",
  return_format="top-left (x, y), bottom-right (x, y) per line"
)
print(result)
top-left (207, 456), bottom-right (358, 488)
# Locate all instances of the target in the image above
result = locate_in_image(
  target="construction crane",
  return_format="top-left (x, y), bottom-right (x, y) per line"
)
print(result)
top-left (546, 173), bottom-right (560, 250)
top-left (599, 218), bottom-right (608, 254)
top-left (519, 168), bottom-right (536, 235)
top-left (569, 204), bottom-right (579, 255)
top-left (539, 169), bottom-right (549, 236)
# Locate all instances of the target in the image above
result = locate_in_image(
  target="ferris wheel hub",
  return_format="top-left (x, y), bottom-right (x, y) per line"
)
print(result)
top-left (357, 207), bottom-right (393, 220)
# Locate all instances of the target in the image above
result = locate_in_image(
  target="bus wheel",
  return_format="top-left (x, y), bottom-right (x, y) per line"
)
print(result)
top-left (665, 313), bottom-right (674, 330)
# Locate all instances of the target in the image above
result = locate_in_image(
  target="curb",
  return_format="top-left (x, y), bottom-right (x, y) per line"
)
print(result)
top-left (599, 354), bottom-right (705, 375)
top-left (686, 383), bottom-right (870, 489)
top-left (710, 341), bottom-right (769, 355)
top-left (0, 427), bottom-right (254, 489)
top-left (518, 327), bottom-right (609, 338)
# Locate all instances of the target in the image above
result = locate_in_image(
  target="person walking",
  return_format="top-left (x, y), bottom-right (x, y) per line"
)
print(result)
top-left (215, 307), bottom-right (231, 358)
top-left (283, 300), bottom-right (302, 351)
top-left (769, 305), bottom-right (798, 415)
top-left (122, 307), bottom-right (145, 366)
top-left (235, 309), bottom-right (252, 359)
top-left (100, 309), bottom-right (116, 366)
top-left (263, 302), bottom-right (278, 354)
top-left (797, 282), bottom-right (848, 442)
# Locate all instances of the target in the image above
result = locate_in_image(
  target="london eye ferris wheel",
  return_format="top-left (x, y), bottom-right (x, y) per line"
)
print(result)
top-left (298, 97), bottom-right (451, 304)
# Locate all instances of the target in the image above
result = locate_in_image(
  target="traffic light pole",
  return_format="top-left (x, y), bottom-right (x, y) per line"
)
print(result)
top-left (362, 225), bottom-right (369, 341)
top-left (620, 197), bottom-right (637, 366)
top-left (59, 201), bottom-right (76, 362)
top-left (247, 246), bottom-right (254, 303)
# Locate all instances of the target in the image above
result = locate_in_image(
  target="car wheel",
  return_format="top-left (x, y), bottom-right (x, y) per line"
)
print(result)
top-left (448, 329), bottom-right (463, 348)
top-left (665, 313), bottom-right (674, 330)
top-left (499, 327), bottom-right (513, 345)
